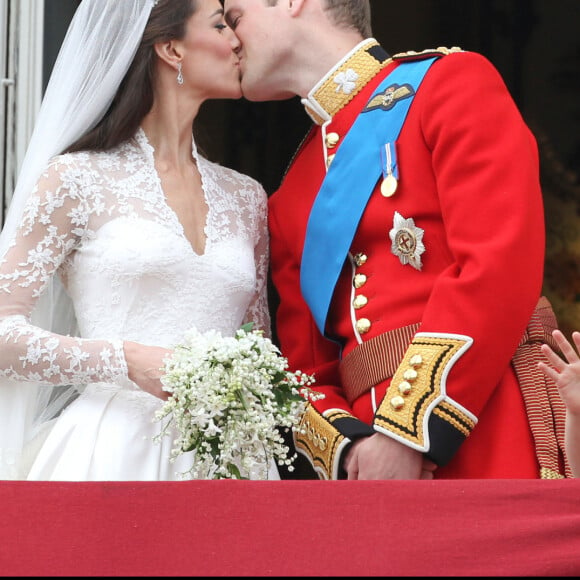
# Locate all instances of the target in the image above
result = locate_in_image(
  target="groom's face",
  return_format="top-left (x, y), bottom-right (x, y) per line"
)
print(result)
top-left (224, 0), bottom-right (296, 101)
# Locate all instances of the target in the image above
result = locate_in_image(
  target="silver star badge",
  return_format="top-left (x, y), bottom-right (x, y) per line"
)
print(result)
top-left (389, 211), bottom-right (425, 271)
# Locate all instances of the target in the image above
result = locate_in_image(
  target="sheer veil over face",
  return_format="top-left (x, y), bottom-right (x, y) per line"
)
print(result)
top-left (0, 0), bottom-right (157, 478)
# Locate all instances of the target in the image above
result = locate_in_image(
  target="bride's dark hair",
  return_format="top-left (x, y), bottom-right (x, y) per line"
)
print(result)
top-left (65, 0), bottom-right (196, 154)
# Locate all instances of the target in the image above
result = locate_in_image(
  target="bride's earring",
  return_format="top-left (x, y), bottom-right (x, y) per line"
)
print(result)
top-left (177, 62), bottom-right (184, 86)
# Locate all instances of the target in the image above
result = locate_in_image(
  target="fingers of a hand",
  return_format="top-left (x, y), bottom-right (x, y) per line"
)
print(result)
top-left (553, 330), bottom-right (580, 364)
top-left (540, 343), bottom-right (566, 371)
top-left (422, 459), bottom-right (437, 472)
top-left (538, 360), bottom-right (560, 383)
top-left (343, 451), bottom-right (357, 480)
top-left (420, 470), bottom-right (434, 480)
top-left (345, 456), bottom-right (358, 480)
top-left (347, 468), bottom-right (358, 480)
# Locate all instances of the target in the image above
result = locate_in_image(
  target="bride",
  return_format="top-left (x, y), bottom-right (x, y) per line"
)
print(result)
top-left (0, 0), bottom-right (278, 480)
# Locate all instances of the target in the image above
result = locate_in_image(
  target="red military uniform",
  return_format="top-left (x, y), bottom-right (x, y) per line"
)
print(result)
top-left (269, 39), bottom-right (558, 479)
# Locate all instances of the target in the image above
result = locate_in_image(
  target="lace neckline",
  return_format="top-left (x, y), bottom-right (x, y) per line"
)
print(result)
top-left (134, 127), bottom-right (211, 257)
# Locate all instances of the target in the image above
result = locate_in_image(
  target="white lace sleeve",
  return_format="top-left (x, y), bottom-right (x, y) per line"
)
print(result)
top-left (241, 179), bottom-right (272, 338)
top-left (0, 160), bottom-right (128, 387)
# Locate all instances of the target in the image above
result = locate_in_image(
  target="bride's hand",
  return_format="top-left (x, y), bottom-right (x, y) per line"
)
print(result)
top-left (123, 341), bottom-right (172, 400)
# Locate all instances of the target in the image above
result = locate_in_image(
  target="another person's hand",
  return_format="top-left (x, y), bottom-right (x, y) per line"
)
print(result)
top-left (123, 341), bottom-right (173, 400)
top-left (539, 330), bottom-right (580, 415)
top-left (343, 432), bottom-right (437, 480)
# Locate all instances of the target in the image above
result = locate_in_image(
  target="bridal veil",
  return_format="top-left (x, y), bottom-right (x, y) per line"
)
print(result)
top-left (0, 0), bottom-right (157, 478)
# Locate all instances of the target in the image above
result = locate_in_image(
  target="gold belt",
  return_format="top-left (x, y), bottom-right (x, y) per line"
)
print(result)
top-left (339, 322), bottom-right (420, 404)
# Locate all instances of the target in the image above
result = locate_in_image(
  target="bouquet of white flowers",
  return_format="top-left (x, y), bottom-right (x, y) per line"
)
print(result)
top-left (153, 323), bottom-right (321, 480)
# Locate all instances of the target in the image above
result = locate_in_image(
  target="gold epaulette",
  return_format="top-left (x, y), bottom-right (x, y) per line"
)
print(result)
top-left (392, 46), bottom-right (463, 62)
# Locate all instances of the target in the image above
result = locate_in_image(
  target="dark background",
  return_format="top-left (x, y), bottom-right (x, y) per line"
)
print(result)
top-left (44, 0), bottom-right (580, 334)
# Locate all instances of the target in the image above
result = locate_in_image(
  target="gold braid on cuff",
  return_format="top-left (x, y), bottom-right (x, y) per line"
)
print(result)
top-left (293, 405), bottom-right (353, 480)
top-left (374, 333), bottom-right (476, 451)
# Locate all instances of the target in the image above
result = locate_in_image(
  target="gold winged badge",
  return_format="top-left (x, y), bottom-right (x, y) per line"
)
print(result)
top-left (363, 83), bottom-right (414, 112)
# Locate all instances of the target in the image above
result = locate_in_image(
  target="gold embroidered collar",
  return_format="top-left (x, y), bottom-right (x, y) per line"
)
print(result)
top-left (302, 38), bottom-right (392, 125)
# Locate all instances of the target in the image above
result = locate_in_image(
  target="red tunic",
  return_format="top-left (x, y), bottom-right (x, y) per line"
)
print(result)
top-left (269, 44), bottom-right (544, 479)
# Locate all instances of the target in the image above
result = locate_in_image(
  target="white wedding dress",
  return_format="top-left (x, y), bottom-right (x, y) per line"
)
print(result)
top-left (0, 128), bottom-right (279, 481)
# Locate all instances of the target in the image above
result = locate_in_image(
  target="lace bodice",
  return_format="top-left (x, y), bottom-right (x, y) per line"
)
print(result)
top-left (0, 129), bottom-right (270, 389)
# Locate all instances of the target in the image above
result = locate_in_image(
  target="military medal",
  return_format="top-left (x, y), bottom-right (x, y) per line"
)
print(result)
top-left (380, 143), bottom-right (398, 197)
top-left (389, 211), bottom-right (425, 271)
top-left (381, 174), bottom-right (398, 197)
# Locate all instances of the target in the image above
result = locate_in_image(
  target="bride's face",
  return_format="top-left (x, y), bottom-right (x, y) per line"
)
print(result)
top-left (179, 0), bottom-right (242, 100)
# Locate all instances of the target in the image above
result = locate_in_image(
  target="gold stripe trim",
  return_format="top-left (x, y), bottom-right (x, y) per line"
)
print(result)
top-left (433, 404), bottom-right (474, 438)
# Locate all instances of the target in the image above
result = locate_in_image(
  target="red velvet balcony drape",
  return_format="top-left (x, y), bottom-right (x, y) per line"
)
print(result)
top-left (1, 479), bottom-right (579, 576)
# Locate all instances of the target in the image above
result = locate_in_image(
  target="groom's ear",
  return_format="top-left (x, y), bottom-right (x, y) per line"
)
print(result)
top-left (288, 0), bottom-right (307, 17)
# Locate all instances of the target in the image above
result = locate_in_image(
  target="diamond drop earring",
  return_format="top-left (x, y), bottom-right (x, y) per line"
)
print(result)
top-left (177, 62), bottom-right (184, 86)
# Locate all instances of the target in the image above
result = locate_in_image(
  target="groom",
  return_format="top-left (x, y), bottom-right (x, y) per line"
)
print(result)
top-left (225, 0), bottom-right (569, 480)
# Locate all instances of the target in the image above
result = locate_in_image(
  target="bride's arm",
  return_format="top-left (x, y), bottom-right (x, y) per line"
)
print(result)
top-left (242, 180), bottom-right (272, 338)
top-left (0, 161), bottom-right (130, 389)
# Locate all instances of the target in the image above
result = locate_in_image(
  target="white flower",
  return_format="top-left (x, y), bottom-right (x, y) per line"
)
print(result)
top-left (153, 323), bottom-right (322, 480)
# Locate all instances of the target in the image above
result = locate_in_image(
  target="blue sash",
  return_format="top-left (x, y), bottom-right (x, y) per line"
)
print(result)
top-left (300, 57), bottom-right (438, 336)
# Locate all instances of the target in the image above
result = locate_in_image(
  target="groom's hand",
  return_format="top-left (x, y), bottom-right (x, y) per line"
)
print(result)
top-left (344, 433), bottom-right (436, 480)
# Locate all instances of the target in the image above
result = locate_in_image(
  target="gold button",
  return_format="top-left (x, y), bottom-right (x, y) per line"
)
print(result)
top-left (391, 396), bottom-right (405, 410)
top-left (353, 253), bottom-right (368, 267)
top-left (356, 318), bottom-right (371, 334)
top-left (326, 154), bottom-right (336, 168)
top-left (313, 433), bottom-right (323, 449)
top-left (354, 273), bottom-right (367, 288)
top-left (398, 381), bottom-right (412, 396)
top-left (410, 354), bottom-right (423, 367)
top-left (353, 295), bottom-right (368, 309)
top-left (326, 132), bottom-right (340, 148)
top-left (403, 369), bottom-right (418, 382)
